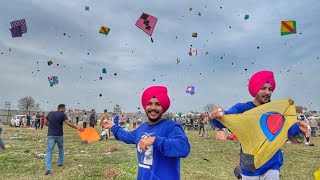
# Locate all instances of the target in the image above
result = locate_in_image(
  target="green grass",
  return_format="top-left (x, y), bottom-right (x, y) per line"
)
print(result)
top-left (0, 126), bottom-right (319, 180)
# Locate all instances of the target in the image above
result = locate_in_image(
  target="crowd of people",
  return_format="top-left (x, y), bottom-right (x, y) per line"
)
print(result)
top-left (16, 112), bottom-right (46, 130)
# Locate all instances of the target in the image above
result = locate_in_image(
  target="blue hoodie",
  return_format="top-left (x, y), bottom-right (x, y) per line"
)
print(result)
top-left (212, 101), bottom-right (301, 176)
top-left (111, 119), bottom-right (190, 180)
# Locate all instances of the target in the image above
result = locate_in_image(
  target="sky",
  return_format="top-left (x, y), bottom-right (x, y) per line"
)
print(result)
top-left (0, 0), bottom-right (319, 113)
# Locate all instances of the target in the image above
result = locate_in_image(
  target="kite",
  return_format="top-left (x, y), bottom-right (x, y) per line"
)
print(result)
top-left (135, 12), bottom-right (158, 42)
top-left (244, 15), bottom-right (250, 20)
top-left (99, 26), bottom-right (111, 35)
top-left (102, 68), bottom-right (107, 74)
top-left (10, 19), bottom-right (27, 38)
top-left (48, 76), bottom-right (59, 87)
top-left (186, 86), bottom-right (195, 95)
top-left (189, 48), bottom-right (198, 56)
top-left (192, 32), bottom-right (198, 37)
top-left (281, 20), bottom-right (296, 36)
top-left (10, 26), bottom-right (23, 38)
top-left (215, 98), bottom-right (298, 172)
top-left (47, 60), bottom-right (53, 66)
top-left (85, 6), bottom-right (89, 11)
top-left (314, 168), bottom-right (320, 180)
top-left (77, 127), bottom-right (100, 144)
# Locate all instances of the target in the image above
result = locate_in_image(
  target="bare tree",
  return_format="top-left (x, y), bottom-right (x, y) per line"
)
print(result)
top-left (204, 104), bottom-right (216, 113)
top-left (17, 97), bottom-right (40, 115)
top-left (113, 104), bottom-right (122, 113)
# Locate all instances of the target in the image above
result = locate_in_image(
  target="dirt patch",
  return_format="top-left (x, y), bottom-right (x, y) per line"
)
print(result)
top-left (105, 146), bottom-right (119, 153)
top-left (103, 168), bottom-right (121, 179)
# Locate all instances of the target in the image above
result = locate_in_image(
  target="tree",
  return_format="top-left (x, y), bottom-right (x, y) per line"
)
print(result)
top-left (17, 97), bottom-right (40, 115)
top-left (113, 104), bottom-right (122, 113)
top-left (203, 104), bottom-right (216, 114)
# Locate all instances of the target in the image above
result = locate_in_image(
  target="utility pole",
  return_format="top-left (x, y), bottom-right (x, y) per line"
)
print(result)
top-left (5, 102), bottom-right (10, 123)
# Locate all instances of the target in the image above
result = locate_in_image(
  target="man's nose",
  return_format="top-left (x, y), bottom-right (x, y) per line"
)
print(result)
top-left (265, 89), bottom-right (272, 95)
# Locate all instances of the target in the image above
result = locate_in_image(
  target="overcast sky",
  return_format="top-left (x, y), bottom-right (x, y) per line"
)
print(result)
top-left (0, 0), bottom-right (319, 113)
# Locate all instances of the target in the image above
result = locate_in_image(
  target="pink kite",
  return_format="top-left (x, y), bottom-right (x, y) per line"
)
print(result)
top-left (135, 12), bottom-right (158, 36)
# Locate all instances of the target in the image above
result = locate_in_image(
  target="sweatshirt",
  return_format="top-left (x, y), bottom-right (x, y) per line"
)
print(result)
top-left (111, 119), bottom-right (190, 180)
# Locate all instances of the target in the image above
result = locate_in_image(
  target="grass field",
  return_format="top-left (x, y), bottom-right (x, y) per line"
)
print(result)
top-left (0, 125), bottom-right (319, 180)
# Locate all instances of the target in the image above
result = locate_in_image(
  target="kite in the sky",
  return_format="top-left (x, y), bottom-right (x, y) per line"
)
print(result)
top-left (99, 26), bottom-right (111, 35)
top-left (189, 48), bottom-right (198, 56)
top-left (47, 60), bottom-right (53, 66)
top-left (244, 15), bottom-right (250, 20)
top-left (192, 32), bottom-right (198, 37)
top-left (85, 6), bottom-right (89, 11)
top-left (48, 76), bottom-right (59, 87)
top-left (135, 12), bottom-right (158, 42)
top-left (77, 127), bottom-right (100, 144)
top-left (186, 86), bottom-right (195, 95)
top-left (216, 98), bottom-right (298, 172)
top-left (281, 20), bottom-right (296, 36)
top-left (102, 68), bottom-right (107, 74)
top-left (10, 19), bottom-right (27, 38)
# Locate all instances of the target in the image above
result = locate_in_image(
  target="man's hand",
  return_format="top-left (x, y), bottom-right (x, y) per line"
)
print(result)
top-left (78, 127), bottom-right (85, 131)
top-left (297, 121), bottom-right (311, 137)
top-left (138, 137), bottom-right (155, 152)
top-left (209, 107), bottom-right (225, 119)
top-left (101, 120), bottom-right (115, 129)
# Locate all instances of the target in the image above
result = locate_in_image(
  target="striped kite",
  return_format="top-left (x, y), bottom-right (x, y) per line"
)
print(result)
top-left (281, 20), bottom-right (296, 36)
top-left (99, 26), bottom-right (110, 35)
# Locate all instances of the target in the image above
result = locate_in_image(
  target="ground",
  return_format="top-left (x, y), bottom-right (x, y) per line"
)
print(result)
top-left (0, 125), bottom-right (319, 180)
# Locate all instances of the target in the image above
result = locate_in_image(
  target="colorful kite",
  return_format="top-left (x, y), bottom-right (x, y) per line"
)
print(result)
top-left (281, 20), bottom-right (296, 36)
top-left (77, 127), bottom-right (100, 144)
top-left (10, 19), bottom-right (27, 38)
top-left (48, 76), bottom-right (59, 87)
top-left (186, 86), bottom-right (195, 95)
top-left (216, 99), bottom-right (298, 172)
top-left (189, 48), bottom-right (198, 56)
top-left (99, 26), bottom-right (111, 35)
top-left (135, 12), bottom-right (158, 42)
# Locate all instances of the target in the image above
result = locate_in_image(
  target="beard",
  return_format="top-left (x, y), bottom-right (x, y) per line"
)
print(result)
top-left (146, 110), bottom-right (162, 122)
top-left (256, 94), bottom-right (271, 105)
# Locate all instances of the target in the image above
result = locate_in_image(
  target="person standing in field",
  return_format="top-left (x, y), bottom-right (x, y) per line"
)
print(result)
top-left (44, 104), bottom-right (84, 175)
top-left (101, 86), bottom-right (190, 180)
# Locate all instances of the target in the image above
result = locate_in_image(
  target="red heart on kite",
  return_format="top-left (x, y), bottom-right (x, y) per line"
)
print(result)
top-left (266, 114), bottom-right (284, 135)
